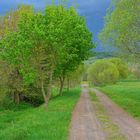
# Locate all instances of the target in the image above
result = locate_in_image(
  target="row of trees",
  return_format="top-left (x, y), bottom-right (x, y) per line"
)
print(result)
top-left (0, 5), bottom-right (93, 107)
top-left (87, 58), bottom-right (128, 86)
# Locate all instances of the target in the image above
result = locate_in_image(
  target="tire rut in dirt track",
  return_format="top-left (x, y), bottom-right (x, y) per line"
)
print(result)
top-left (69, 88), bottom-right (106, 140)
top-left (93, 89), bottom-right (140, 140)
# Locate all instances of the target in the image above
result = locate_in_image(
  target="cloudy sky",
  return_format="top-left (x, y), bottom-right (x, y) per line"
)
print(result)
top-left (0, 0), bottom-right (111, 51)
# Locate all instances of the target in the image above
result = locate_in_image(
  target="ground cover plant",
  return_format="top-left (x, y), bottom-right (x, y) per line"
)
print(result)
top-left (0, 88), bottom-right (80, 140)
top-left (98, 81), bottom-right (140, 120)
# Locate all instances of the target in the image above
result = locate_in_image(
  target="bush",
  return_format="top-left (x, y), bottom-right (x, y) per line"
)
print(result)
top-left (109, 58), bottom-right (128, 79)
top-left (25, 86), bottom-right (44, 106)
top-left (0, 94), bottom-right (32, 111)
top-left (87, 59), bottom-right (119, 86)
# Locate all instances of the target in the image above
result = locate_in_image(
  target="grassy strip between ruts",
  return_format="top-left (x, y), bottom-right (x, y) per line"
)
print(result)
top-left (0, 88), bottom-right (81, 140)
top-left (98, 81), bottom-right (140, 120)
top-left (89, 90), bottom-right (126, 140)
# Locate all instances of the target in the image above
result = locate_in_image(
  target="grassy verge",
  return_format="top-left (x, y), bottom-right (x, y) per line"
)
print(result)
top-left (0, 88), bottom-right (80, 140)
top-left (89, 90), bottom-right (126, 140)
top-left (98, 81), bottom-right (140, 120)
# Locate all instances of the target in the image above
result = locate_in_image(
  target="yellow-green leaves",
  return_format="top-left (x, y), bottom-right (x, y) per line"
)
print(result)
top-left (0, 4), bottom-right (94, 95)
top-left (99, 0), bottom-right (140, 57)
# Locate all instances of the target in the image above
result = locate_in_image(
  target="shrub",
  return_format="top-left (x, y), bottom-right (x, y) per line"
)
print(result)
top-left (109, 58), bottom-right (128, 79)
top-left (0, 94), bottom-right (32, 111)
top-left (87, 59), bottom-right (119, 86)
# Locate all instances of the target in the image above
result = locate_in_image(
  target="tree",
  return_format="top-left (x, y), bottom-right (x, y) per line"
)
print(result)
top-left (0, 5), bottom-right (34, 104)
top-left (52, 6), bottom-right (93, 95)
top-left (0, 4), bottom-right (93, 107)
top-left (109, 58), bottom-right (128, 79)
top-left (66, 64), bottom-right (84, 89)
top-left (1, 9), bottom-right (56, 107)
top-left (0, 5), bottom-right (33, 38)
top-left (87, 59), bottom-right (119, 86)
top-left (99, 0), bottom-right (140, 58)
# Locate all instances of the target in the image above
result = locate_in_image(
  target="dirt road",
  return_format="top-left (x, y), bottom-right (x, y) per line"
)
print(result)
top-left (69, 88), bottom-right (106, 140)
top-left (93, 89), bottom-right (140, 140)
top-left (69, 86), bottom-right (140, 140)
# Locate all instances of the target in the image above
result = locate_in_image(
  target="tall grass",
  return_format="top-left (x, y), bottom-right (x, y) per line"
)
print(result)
top-left (98, 81), bottom-right (140, 120)
top-left (0, 88), bottom-right (81, 140)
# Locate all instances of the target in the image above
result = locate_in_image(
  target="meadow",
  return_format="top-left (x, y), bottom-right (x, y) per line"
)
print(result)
top-left (99, 80), bottom-right (140, 120)
top-left (0, 88), bottom-right (80, 140)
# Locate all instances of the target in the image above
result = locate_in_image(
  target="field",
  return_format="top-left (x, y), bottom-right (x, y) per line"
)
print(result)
top-left (0, 88), bottom-right (80, 140)
top-left (99, 80), bottom-right (140, 120)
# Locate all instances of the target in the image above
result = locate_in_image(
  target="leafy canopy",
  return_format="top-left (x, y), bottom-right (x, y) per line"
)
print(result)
top-left (99, 0), bottom-right (140, 57)
top-left (88, 59), bottom-right (119, 86)
top-left (0, 4), bottom-right (93, 88)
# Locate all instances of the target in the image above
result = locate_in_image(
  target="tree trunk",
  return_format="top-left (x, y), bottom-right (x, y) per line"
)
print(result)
top-left (41, 80), bottom-right (47, 104)
top-left (59, 77), bottom-right (65, 96)
top-left (41, 71), bottom-right (53, 109)
top-left (41, 80), bottom-right (51, 109)
top-left (13, 92), bottom-right (20, 104)
top-left (67, 77), bottom-right (70, 91)
top-left (46, 81), bottom-right (51, 107)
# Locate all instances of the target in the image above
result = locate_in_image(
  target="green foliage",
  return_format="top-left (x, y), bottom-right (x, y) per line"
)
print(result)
top-left (99, 80), bottom-right (140, 120)
top-left (87, 59), bottom-right (119, 86)
top-left (99, 0), bottom-right (140, 58)
top-left (0, 99), bottom-right (32, 111)
top-left (0, 88), bottom-right (80, 140)
top-left (0, 5), bottom-right (33, 38)
top-left (0, 4), bottom-right (93, 104)
top-left (52, 5), bottom-right (94, 87)
top-left (109, 58), bottom-right (128, 79)
top-left (0, 5), bottom-right (35, 104)
top-left (67, 64), bottom-right (84, 87)
top-left (128, 62), bottom-right (140, 79)
top-left (85, 51), bottom-right (117, 65)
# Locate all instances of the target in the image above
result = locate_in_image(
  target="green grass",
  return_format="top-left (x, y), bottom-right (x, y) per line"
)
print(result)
top-left (89, 90), bottom-right (98, 101)
top-left (0, 88), bottom-right (80, 140)
top-left (98, 81), bottom-right (140, 120)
